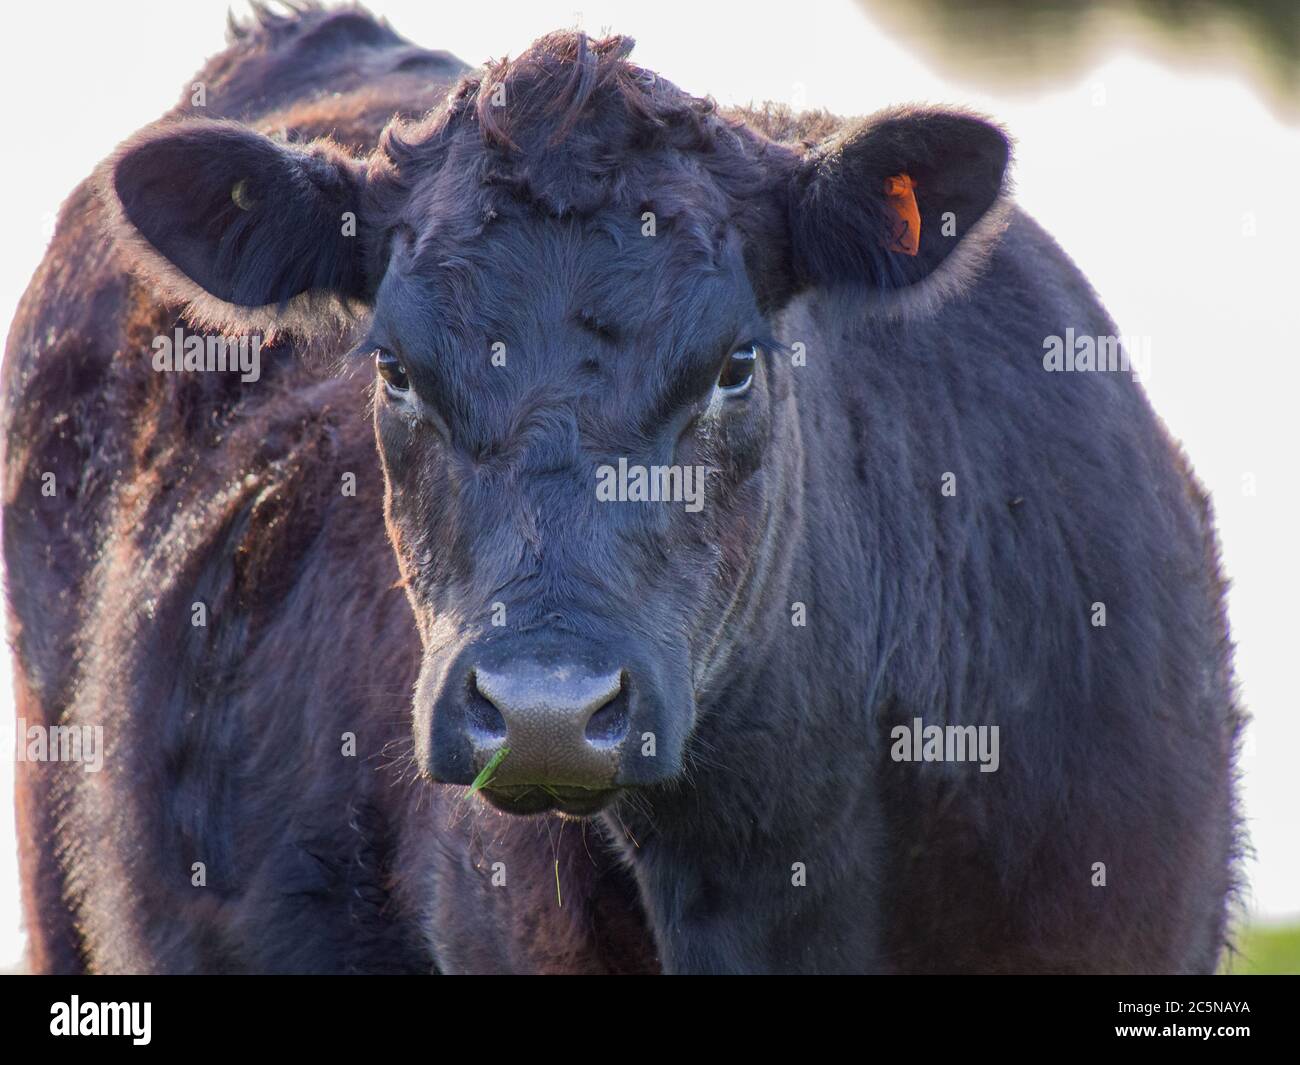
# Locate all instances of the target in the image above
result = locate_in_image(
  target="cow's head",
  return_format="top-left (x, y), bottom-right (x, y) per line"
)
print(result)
top-left (105, 32), bottom-right (1009, 815)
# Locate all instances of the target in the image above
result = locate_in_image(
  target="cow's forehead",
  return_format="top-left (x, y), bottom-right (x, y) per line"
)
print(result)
top-left (389, 198), bottom-right (747, 346)
top-left (369, 208), bottom-right (757, 443)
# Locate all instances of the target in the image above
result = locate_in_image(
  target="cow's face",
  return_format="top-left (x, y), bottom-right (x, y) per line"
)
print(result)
top-left (105, 32), bottom-right (1008, 815)
top-left (367, 152), bottom-right (784, 812)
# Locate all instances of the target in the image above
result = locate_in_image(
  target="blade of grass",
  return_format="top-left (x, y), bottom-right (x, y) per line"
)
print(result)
top-left (467, 747), bottom-right (510, 795)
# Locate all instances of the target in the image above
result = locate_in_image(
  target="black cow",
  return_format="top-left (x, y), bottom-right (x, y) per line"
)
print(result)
top-left (2, 4), bottom-right (1242, 973)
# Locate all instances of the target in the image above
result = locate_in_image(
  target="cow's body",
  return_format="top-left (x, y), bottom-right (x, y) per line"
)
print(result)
top-left (3, 6), bottom-right (1241, 973)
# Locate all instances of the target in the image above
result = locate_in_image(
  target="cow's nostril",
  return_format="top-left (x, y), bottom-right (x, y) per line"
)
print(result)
top-left (465, 671), bottom-right (508, 741)
top-left (585, 678), bottom-right (630, 746)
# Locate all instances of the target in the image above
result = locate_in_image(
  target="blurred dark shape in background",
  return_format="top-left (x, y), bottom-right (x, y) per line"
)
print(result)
top-left (857, 0), bottom-right (1299, 118)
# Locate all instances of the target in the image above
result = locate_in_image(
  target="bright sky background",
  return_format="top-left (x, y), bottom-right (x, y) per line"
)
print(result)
top-left (1, 0), bottom-right (1296, 968)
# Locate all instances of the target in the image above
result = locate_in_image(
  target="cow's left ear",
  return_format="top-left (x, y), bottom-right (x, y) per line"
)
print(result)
top-left (788, 107), bottom-right (1011, 295)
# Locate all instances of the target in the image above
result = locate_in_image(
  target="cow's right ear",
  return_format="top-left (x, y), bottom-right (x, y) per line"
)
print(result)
top-left (101, 119), bottom-right (372, 330)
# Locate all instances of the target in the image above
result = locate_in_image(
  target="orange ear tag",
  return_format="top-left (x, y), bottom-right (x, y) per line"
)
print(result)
top-left (882, 173), bottom-right (920, 256)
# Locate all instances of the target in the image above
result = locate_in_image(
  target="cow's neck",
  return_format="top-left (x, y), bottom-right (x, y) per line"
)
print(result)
top-left (604, 322), bottom-right (889, 972)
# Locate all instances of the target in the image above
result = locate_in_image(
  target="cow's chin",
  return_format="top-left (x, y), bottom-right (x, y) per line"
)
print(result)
top-left (478, 783), bottom-right (620, 818)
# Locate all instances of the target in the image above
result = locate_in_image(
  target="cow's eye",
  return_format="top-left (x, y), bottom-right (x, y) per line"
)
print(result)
top-left (717, 344), bottom-right (757, 395)
top-left (375, 348), bottom-right (409, 392)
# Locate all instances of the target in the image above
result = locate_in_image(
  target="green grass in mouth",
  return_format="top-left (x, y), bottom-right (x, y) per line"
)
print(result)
top-left (467, 747), bottom-right (510, 795)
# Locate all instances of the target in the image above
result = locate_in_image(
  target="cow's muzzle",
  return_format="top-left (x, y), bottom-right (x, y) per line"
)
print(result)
top-left (417, 635), bottom-right (687, 813)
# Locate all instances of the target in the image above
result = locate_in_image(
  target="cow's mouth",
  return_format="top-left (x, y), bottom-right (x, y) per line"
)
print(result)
top-left (479, 783), bottom-right (619, 817)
